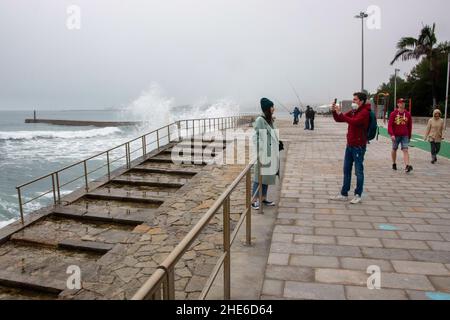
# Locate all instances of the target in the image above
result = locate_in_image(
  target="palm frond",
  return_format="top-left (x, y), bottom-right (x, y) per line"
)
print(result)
top-left (396, 37), bottom-right (418, 50)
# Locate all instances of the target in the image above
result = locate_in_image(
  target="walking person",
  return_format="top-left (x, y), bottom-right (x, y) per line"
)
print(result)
top-left (388, 98), bottom-right (413, 173)
top-left (331, 92), bottom-right (371, 204)
top-left (424, 108), bottom-right (445, 164)
top-left (291, 107), bottom-right (302, 125)
top-left (251, 98), bottom-right (280, 210)
top-left (304, 106), bottom-right (311, 130)
top-left (309, 106), bottom-right (316, 131)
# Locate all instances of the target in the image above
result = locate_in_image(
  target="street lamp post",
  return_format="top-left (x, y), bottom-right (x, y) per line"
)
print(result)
top-left (355, 11), bottom-right (369, 92)
top-left (394, 68), bottom-right (400, 112)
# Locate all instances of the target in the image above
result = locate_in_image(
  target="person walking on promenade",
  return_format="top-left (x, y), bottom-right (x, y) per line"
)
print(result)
top-left (331, 92), bottom-right (371, 205)
top-left (304, 106), bottom-right (311, 130)
top-left (291, 106), bottom-right (302, 125)
top-left (388, 98), bottom-right (413, 173)
top-left (424, 108), bottom-right (445, 164)
top-left (309, 106), bottom-right (316, 131)
top-left (251, 98), bottom-right (280, 210)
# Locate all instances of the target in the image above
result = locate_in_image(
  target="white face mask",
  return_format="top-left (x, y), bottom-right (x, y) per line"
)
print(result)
top-left (351, 103), bottom-right (358, 110)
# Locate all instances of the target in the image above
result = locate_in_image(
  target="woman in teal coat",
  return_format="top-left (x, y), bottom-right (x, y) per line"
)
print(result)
top-left (252, 98), bottom-right (280, 210)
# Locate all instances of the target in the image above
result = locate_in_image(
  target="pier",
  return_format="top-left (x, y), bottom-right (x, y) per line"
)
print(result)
top-left (25, 119), bottom-right (141, 127)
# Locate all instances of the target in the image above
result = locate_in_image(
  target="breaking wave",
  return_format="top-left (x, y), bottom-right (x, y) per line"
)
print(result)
top-left (0, 127), bottom-right (122, 141)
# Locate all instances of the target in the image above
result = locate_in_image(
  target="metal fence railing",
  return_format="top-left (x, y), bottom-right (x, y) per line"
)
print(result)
top-left (132, 155), bottom-right (264, 300)
top-left (15, 115), bottom-right (257, 224)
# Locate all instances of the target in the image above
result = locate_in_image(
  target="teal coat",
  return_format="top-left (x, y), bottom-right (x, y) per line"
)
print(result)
top-left (252, 116), bottom-right (280, 186)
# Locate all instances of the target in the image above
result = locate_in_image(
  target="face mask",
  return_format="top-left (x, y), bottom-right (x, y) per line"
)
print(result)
top-left (351, 103), bottom-right (358, 110)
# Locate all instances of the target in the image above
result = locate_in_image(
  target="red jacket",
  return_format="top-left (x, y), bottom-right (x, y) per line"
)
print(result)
top-left (333, 104), bottom-right (371, 147)
top-left (388, 109), bottom-right (412, 139)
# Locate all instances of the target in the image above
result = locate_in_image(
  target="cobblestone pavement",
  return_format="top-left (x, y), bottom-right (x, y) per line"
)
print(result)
top-left (262, 117), bottom-right (450, 300)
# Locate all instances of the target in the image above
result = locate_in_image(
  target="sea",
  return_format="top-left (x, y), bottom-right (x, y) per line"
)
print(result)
top-left (0, 98), bottom-right (244, 228)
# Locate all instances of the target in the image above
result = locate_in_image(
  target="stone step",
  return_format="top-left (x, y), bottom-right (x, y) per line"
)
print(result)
top-left (111, 178), bottom-right (184, 189)
top-left (91, 184), bottom-right (178, 200)
top-left (0, 270), bottom-right (65, 295)
top-left (117, 172), bottom-right (191, 185)
top-left (52, 206), bottom-right (147, 226)
top-left (10, 216), bottom-right (133, 249)
top-left (58, 240), bottom-right (114, 254)
top-left (129, 167), bottom-right (199, 176)
top-left (0, 243), bottom-right (98, 296)
top-left (84, 192), bottom-right (166, 205)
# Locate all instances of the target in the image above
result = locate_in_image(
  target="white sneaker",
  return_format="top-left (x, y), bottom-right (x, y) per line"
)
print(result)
top-left (330, 194), bottom-right (349, 201)
top-left (350, 196), bottom-right (362, 205)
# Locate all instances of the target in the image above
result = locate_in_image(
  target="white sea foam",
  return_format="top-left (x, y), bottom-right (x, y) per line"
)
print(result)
top-left (0, 218), bottom-right (16, 229)
top-left (0, 127), bottom-right (122, 141)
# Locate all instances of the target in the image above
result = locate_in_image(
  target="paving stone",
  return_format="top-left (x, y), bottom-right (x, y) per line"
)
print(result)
top-left (409, 250), bottom-right (450, 264)
top-left (391, 261), bottom-right (450, 276)
top-left (334, 222), bottom-right (373, 229)
top-left (315, 269), bottom-right (367, 286)
top-left (314, 245), bottom-right (362, 258)
top-left (337, 237), bottom-right (383, 248)
top-left (381, 273), bottom-right (435, 291)
top-left (362, 248), bottom-right (413, 261)
top-left (428, 276), bottom-right (450, 292)
top-left (270, 242), bottom-right (313, 255)
top-left (397, 231), bottom-right (444, 241)
top-left (265, 265), bottom-right (314, 282)
top-left (284, 282), bottom-right (346, 300)
top-left (340, 258), bottom-right (394, 272)
top-left (273, 225), bottom-right (314, 235)
top-left (427, 241), bottom-right (450, 252)
top-left (293, 235), bottom-right (336, 245)
top-left (382, 239), bottom-right (429, 250)
top-left (267, 253), bottom-right (290, 266)
top-left (356, 229), bottom-right (399, 239)
top-left (345, 286), bottom-right (408, 300)
top-left (272, 233), bottom-right (293, 243)
top-left (315, 228), bottom-right (356, 237)
top-left (261, 279), bottom-right (284, 297)
top-left (290, 255), bottom-right (340, 268)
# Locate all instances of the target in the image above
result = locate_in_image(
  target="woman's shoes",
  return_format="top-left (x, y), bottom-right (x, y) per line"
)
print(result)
top-left (251, 200), bottom-right (276, 210)
top-left (262, 200), bottom-right (276, 207)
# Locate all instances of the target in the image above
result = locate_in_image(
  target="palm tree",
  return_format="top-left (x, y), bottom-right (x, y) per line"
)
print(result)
top-left (391, 23), bottom-right (450, 107)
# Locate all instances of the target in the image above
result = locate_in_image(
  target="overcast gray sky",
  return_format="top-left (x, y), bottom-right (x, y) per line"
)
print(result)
top-left (0, 0), bottom-right (449, 110)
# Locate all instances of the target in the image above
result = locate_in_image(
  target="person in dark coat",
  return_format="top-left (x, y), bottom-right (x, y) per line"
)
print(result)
top-left (304, 106), bottom-right (311, 130)
top-left (291, 107), bottom-right (302, 125)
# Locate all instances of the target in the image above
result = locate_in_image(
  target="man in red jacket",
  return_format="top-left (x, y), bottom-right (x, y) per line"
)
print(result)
top-left (388, 99), bottom-right (413, 173)
top-left (330, 92), bottom-right (371, 205)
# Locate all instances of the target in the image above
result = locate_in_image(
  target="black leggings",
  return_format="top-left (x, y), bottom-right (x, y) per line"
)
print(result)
top-left (430, 141), bottom-right (441, 158)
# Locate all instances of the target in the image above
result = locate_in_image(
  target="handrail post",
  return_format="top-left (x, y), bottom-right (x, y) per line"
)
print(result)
top-left (168, 125), bottom-right (171, 143)
top-left (142, 136), bottom-right (147, 157)
top-left (167, 268), bottom-right (175, 300)
top-left (17, 187), bottom-right (24, 225)
top-left (83, 160), bottom-right (89, 192)
top-left (177, 121), bottom-right (182, 142)
top-left (157, 130), bottom-right (160, 151)
top-left (55, 172), bottom-right (61, 204)
top-left (51, 173), bottom-right (57, 206)
top-left (192, 120), bottom-right (195, 137)
top-left (246, 170), bottom-right (252, 246)
top-left (106, 151), bottom-right (111, 180)
top-left (223, 196), bottom-right (231, 300)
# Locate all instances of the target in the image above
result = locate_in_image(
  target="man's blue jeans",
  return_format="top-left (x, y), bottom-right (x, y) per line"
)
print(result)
top-left (305, 118), bottom-right (310, 130)
top-left (341, 146), bottom-right (367, 197)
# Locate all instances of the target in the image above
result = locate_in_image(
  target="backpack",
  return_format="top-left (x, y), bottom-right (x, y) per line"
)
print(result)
top-left (367, 109), bottom-right (379, 141)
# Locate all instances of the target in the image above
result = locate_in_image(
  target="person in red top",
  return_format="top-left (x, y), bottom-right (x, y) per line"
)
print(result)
top-left (330, 92), bottom-right (371, 205)
top-left (388, 99), bottom-right (413, 173)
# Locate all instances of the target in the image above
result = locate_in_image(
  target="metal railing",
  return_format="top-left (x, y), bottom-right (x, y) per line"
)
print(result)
top-left (15, 115), bottom-right (256, 224)
top-left (132, 153), bottom-right (264, 300)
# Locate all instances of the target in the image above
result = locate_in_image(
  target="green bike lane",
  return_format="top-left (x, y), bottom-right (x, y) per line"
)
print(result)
top-left (378, 127), bottom-right (450, 159)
